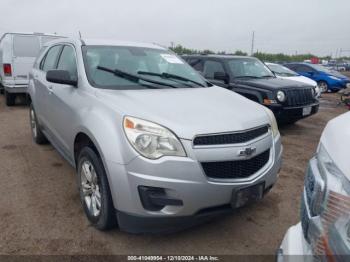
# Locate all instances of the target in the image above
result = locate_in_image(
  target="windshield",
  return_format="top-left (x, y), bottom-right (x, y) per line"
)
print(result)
top-left (267, 63), bottom-right (298, 77)
top-left (227, 58), bottom-right (274, 78)
top-left (82, 46), bottom-right (207, 89)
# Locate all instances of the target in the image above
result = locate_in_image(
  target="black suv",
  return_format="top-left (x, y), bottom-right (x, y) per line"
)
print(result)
top-left (183, 55), bottom-right (319, 124)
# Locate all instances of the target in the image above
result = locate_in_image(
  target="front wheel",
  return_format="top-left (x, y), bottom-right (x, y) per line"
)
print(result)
top-left (77, 147), bottom-right (117, 230)
top-left (318, 81), bottom-right (329, 93)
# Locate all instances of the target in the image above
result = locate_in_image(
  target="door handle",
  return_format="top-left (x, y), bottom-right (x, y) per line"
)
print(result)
top-left (48, 85), bottom-right (54, 94)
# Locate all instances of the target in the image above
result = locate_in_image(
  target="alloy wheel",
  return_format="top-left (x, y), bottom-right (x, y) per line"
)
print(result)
top-left (80, 160), bottom-right (102, 217)
top-left (30, 108), bottom-right (37, 138)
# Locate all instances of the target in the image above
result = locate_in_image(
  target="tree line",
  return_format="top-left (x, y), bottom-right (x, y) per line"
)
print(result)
top-left (169, 44), bottom-right (349, 63)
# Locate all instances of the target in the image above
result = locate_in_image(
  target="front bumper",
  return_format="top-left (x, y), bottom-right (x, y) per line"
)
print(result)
top-left (278, 223), bottom-right (313, 261)
top-left (104, 133), bottom-right (283, 233)
top-left (269, 103), bottom-right (319, 123)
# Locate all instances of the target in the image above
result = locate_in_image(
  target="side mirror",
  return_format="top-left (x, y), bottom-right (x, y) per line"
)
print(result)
top-left (46, 70), bottom-right (77, 86)
top-left (214, 72), bottom-right (229, 84)
top-left (307, 71), bottom-right (315, 76)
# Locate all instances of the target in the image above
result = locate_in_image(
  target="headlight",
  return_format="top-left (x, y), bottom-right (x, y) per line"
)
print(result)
top-left (329, 76), bottom-right (341, 81)
top-left (314, 86), bottom-right (320, 98)
top-left (317, 143), bottom-right (344, 179)
top-left (263, 107), bottom-right (279, 138)
top-left (123, 116), bottom-right (186, 159)
top-left (276, 90), bottom-right (286, 102)
top-left (306, 143), bottom-right (350, 257)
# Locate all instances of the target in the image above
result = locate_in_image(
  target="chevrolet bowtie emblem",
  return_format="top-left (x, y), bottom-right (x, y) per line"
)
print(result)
top-left (238, 147), bottom-right (257, 157)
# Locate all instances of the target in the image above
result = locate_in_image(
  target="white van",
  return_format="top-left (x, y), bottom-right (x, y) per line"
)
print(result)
top-left (0, 32), bottom-right (64, 106)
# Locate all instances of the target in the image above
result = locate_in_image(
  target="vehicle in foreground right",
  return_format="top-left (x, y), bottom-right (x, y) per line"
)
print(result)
top-left (278, 112), bottom-right (350, 261)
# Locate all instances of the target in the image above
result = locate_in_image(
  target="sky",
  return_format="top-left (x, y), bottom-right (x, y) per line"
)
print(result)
top-left (1, 0), bottom-right (349, 57)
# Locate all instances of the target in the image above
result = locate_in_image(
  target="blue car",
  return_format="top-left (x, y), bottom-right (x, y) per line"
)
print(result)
top-left (284, 62), bottom-right (350, 92)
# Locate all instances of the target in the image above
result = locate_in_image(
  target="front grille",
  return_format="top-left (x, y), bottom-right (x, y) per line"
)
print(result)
top-left (285, 88), bottom-right (315, 106)
top-left (201, 150), bottom-right (270, 179)
top-left (193, 126), bottom-right (269, 146)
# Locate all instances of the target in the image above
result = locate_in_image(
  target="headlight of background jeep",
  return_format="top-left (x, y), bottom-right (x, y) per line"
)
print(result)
top-left (123, 116), bottom-right (186, 159)
top-left (276, 90), bottom-right (286, 102)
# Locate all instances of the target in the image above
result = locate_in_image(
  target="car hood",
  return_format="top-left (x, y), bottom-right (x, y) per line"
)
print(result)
top-left (95, 86), bottom-right (270, 139)
top-left (232, 77), bottom-right (313, 91)
top-left (327, 71), bottom-right (349, 80)
top-left (278, 75), bottom-right (317, 87)
top-left (320, 112), bottom-right (350, 179)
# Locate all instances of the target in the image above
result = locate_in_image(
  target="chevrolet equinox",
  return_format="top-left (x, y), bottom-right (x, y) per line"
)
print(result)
top-left (28, 38), bottom-right (283, 233)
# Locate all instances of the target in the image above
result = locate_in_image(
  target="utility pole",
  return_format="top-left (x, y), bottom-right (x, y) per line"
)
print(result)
top-left (250, 31), bottom-right (255, 56)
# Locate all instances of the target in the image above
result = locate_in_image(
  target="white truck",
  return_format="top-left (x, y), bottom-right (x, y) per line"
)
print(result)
top-left (0, 32), bottom-right (63, 106)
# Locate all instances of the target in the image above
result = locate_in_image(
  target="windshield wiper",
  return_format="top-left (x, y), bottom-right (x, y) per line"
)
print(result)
top-left (260, 75), bottom-right (275, 78)
top-left (96, 66), bottom-right (177, 89)
top-left (137, 71), bottom-right (205, 87)
top-left (233, 76), bottom-right (261, 79)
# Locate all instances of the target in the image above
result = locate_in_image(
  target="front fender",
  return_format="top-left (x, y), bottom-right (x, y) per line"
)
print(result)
top-left (72, 106), bottom-right (138, 166)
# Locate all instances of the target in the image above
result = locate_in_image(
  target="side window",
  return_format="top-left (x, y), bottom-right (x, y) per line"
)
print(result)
top-left (296, 65), bottom-right (312, 73)
top-left (189, 59), bottom-right (204, 72)
top-left (203, 60), bottom-right (225, 79)
top-left (57, 45), bottom-right (78, 80)
top-left (33, 47), bottom-right (48, 69)
top-left (41, 45), bottom-right (62, 72)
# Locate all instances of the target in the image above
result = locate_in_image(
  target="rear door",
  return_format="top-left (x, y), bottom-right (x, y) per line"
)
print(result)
top-left (35, 45), bottom-right (63, 130)
top-left (12, 35), bottom-right (40, 85)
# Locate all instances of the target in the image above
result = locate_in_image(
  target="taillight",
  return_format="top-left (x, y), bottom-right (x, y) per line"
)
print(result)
top-left (3, 64), bottom-right (12, 76)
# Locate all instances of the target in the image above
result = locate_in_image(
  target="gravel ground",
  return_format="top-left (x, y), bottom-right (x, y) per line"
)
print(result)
top-left (0, 91), bottom-right (348, 256)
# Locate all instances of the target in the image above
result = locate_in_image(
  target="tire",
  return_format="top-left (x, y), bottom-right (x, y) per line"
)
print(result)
top-left (29, 104), bottom-right (48, 144)
top-left (77, 147), bottom-right (117, 230)
top-left (5, 91), bottom-right (15, 106)
top-left (318, 81), bottom-right (329, 93)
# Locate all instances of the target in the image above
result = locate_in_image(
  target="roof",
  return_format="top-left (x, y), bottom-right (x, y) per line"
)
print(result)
top-left (1, 32), bottom-right (63, 37)
top-left (182, 54), bottom-right (255, 59)
top-left (0, 32), bottom-right (65, 42)
top-left (81, 38), bottom-right (167, 49)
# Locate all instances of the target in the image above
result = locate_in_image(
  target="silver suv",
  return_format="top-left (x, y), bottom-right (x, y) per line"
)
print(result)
top-left (28, 38), bottom-right (283, 233)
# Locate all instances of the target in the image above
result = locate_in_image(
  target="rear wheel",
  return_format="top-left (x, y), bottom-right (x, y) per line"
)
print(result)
top-left (318, 81), bottom-right (329, 93)
top-left (29, 104), bottom-right (48, 144)
top-left (77, 147), bottom-right (116, 230)
top-left (5, 91), bottom-right (15, 106)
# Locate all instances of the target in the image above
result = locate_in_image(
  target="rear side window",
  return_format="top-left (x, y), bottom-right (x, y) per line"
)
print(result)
top-left (203, 60), bottom-right (225, 79)
top-left (57, 46), bottom-right (78, 80)
top-left (41, 45), bottom-right (62, 72)
top-left (13, 35), bottom-right (40, 57)
top-left (188, 58), bottom-right (204, 72)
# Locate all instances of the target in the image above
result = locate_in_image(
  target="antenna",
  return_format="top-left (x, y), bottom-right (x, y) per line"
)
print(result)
top-left (79, 31), bottom-right (82, 40)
